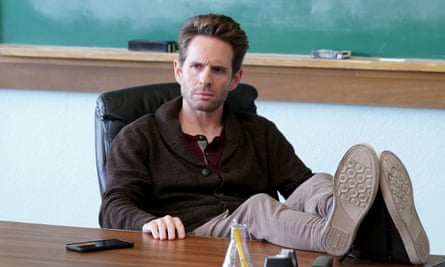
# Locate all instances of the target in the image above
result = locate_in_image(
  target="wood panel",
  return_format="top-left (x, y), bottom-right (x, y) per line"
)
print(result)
top-left (1, 45), bottom-right (445, 109)
top-left (242, 65), bottom-right (445, 108)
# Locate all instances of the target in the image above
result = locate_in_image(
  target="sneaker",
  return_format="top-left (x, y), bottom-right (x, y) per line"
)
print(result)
top-left (351, 189), bottom-right (412, 265)
top-left (322, 144), bottom-right (380, 256)
top-left (379, 151), bottom-right (430, 265)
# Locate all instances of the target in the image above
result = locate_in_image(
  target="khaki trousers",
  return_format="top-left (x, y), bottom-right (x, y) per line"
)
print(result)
top-left (192, 173), bottom-right (333, 252)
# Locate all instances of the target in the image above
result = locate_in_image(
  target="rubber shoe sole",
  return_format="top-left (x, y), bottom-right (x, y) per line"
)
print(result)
top-left (322, 144), bottom-right (379, 256)
top-left (380, 151), bottom-right (430, 265)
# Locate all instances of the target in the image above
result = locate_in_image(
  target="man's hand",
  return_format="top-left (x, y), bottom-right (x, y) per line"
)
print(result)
top-left (142, 215), bottom-right (186, 240)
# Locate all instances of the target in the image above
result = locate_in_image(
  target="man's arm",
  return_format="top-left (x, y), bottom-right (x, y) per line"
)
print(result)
top-left (262, 118), bottom-right (314, 198)
top-left (99, 120), bottom-right (158, 231)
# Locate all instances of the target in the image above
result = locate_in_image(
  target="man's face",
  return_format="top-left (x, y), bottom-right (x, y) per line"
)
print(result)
top-left (174, 35), bottom-right (242, 113)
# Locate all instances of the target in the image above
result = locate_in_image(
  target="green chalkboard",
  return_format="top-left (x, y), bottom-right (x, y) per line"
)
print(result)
top-left (1, 0), bottom-right (444, 59)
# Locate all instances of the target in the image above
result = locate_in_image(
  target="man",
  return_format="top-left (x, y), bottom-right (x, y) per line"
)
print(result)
top-left (99, 14), bottom-right (429, 265)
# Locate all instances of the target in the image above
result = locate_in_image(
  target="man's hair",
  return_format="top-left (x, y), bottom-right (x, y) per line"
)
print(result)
top-left (177, 13), bottom-right (249, 74)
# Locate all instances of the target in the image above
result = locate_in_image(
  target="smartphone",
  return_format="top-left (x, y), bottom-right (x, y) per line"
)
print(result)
top-left (66, 239), bottom-right (134, 252)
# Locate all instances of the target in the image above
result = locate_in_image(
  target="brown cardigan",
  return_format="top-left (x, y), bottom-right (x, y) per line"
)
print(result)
top-left (99, 97), bottom-right (313, 231)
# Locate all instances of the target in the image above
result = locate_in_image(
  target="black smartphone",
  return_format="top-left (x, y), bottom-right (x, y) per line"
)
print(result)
top-left (66, 239), bottom-right (134, 252)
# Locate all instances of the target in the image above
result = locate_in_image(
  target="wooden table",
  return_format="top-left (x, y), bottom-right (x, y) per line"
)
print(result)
top-left (0, 221), bottom-right (443, 267)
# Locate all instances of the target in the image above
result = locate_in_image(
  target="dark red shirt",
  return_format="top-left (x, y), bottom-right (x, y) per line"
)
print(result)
top-left (184, 133), bottom-right (224, 171)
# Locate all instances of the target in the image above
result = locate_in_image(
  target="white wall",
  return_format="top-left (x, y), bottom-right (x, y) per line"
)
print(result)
top-left (0, 89), bottom-right (100, 227)
top-left (1, 88), bottom-right (444, 255)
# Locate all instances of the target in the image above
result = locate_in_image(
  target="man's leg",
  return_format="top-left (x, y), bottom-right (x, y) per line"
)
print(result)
top-left (192, 173), bottom-right (334, 251)
top-left (193, 144), bottom-right (379, 254)
top-left (379, 151), bottom-right (430, 265)
top-left (192, 192), bottom-right (328, 251)
top-left (283, 172), bottom-right (333, 217)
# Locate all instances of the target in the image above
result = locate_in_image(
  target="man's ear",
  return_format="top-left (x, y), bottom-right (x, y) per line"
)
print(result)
top-left (229, 68), bottom-right (243, 91)
top-left (173, 60), bottom-right (182, 84)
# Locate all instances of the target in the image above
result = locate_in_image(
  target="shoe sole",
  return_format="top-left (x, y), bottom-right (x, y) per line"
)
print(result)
top-left (379, 151), bottom-right (430, 265)
top-left (322, 144), bottom-right (379, 256)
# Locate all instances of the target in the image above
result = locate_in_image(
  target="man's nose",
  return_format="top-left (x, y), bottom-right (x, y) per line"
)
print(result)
top-left (199, 67), bottom-right (212, 84)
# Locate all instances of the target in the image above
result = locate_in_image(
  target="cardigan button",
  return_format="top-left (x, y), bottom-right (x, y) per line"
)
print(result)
top-left (201, 168), bottom-right (211, 176)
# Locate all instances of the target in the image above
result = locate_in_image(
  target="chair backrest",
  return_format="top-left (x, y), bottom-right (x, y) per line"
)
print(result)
top-left (95, 82), bottom-right (258, 195)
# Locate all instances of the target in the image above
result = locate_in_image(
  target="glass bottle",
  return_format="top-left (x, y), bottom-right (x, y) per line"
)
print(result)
top-left (222, 221), bottom-right (254, 267)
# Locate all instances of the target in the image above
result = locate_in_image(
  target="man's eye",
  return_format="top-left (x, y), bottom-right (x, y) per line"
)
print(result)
top-left (212, 67), bottom-right (225, 74)
top-left (192, 64), bottom-right (202, 70)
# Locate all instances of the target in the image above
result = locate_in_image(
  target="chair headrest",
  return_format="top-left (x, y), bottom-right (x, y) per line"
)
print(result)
top-left (96, 82), bottom-right (258, 124)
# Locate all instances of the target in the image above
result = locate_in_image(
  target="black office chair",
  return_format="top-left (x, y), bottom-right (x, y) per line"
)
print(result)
top-left (94, 82), bottom-right (258, 196)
